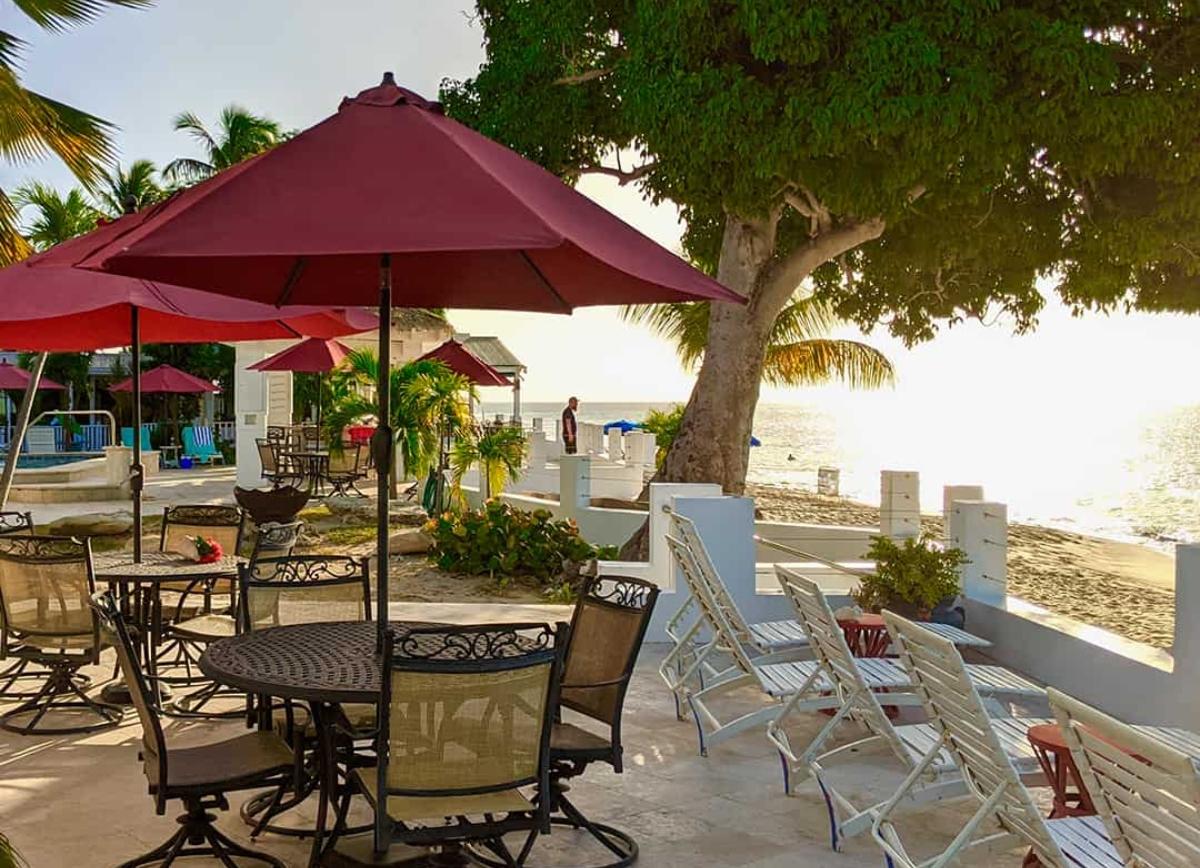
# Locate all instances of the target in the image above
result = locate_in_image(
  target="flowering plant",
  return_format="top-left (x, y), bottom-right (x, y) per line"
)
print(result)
top-left (192, 536), bottom-right (224, 564)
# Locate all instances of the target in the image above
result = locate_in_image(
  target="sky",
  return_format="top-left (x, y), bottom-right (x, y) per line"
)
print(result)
top-left (3, 0), bottom-right (1200, 410)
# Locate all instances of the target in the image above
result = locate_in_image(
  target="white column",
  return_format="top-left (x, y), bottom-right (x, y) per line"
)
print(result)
top-left (950, 500), bottom-right (1007, 606)
top-left (526, 429), bottom-right (546, 465)
top-left (943, 484), bottom-right (985, 546)
top-left (1173, 545), bottom-right (1200, 670)
top-left (558, 455), bottom-right (592, 519)
top-left (647, 482), bottom-right (721, 588)
top-left (880, 470), bottom-right (920, 540)
top-left (233, 341), bottom-right (292, 488)
top-left (606, 428), bottom-right (624, 462)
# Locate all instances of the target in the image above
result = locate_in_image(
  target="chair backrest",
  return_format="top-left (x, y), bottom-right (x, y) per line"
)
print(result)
top-left (246, 520), bottom-right (303, 568)
top-left (1050, 687), bottom-right (1200, 867)
top-left (181, 427), bottom-right (200, 456)
top-left (256, 439), bottom-right (279, 474)
top-left (90, 590), bottom-right (167, 799)
top-left (671, 513), bottom-right (755, 642)
top-left (883, 611), bottom-right (1064, 863)
top-left (120, 426), bottom-right (152, 452)
top-left (777, 568), bottom-right (907, 757)
top-left (560, 575), bottom-right (659, 755)
top-left (26, 426), bottom-right (57, 454)
top-left (328, 442), bottom-right (362, 475)
top-left (160, 504), bottom-right (245, 556)
top-left (663, 532), bottom-right (757, 678)
top-left (376, 623), bottom-right (565, 839)
top-left (266, 425), bottom-right (287, 443)
top-left (0, 535), bottom-right (99, 656)
top-left (190, 425), bottom-right (216, 450)
top-left (0, 511), bottom-right (33, 536)
top-left (240, 554), bottom-right (369, 631)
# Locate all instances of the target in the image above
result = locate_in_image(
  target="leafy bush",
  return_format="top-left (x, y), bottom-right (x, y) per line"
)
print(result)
top-left (639, 404), bottom-right (684, 469)
top-left (852, 534), bottom-right (966, 613)
top-left (425, 501), bottom-right (602, 583)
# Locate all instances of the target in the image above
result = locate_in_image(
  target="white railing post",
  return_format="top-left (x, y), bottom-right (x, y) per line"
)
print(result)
top-left (880, 470), bottom-right (920, 540)
top-left (1173, 546), bottom-right (1200, 671)
top-left (950, 500), bottom-right (1007, 606)
top-left (558, 455), bottom-right (592, 520)
top-left (606, 427), bottom-right (623, 462)
top-left (943, 485), bottom-right (985, 546)
top-left (648, 482), bottom-right (721, 588)
top-left (526, 429), bottom-right (546, 466)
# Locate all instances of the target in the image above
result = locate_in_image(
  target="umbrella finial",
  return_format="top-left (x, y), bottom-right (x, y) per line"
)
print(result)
top-left (381, 71), bottom-right (397, 86)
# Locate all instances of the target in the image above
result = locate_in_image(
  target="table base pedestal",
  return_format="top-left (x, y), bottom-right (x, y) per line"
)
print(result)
top-left (322, 838), bottom-right (462, 867)
top-left (101, 680), bottom-right (173, 706)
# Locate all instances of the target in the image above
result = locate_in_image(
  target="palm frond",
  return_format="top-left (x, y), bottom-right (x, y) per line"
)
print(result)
top-left (95, 158), bottom-right (162, 215)
top-left (12, 0), bottom-right (153, 33)
top-left (768, 294), bottom-right (841, 345)
top-left (161, 156), bottom-right (213, 184)
top-left (0, 187), bottom-right (33, 265)
top-left (12, 180), bottom-right (99, 249)
top-left (622, 302), bottom-right (709, 369)
top-left (763, 339), bottom-right (895, 389)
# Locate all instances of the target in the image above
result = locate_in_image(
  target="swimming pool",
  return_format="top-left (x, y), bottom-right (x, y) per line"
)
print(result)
top-left (0, 453), bottom-right (100, 469)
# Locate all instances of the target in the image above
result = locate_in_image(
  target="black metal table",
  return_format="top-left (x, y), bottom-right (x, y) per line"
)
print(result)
top-left (283, 449), bottom-right (331, 496)
top-left (93, 552), bottom-right (243, 705)
top-left (201, 621), bottom-right (425, 866)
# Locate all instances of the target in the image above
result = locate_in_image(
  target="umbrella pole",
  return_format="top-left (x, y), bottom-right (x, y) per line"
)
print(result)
top-left (0, 354), bottom-right (47, 510)
top-left (373, 254), bottom-right (393, 646)
top-left (131, 307), bottom-right (143, 563)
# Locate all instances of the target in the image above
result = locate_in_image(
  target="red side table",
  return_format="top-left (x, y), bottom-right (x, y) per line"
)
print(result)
top-left (1023, 723), bottom-right (1096, 868)
top-left (837, 613), bottom-right (892, 658)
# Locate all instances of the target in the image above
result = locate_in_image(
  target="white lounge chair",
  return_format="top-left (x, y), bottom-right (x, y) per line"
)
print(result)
top-left (663, 533), bottom-right (913, 758)
top-left (770, 573), bottom-right (1048, 849)
top-left (875, 612), bottom-right (1175, 867)
top-left (1050, 687), bottom-right (1200, 868)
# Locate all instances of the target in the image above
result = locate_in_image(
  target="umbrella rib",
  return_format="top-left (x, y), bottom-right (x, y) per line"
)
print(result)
top-left (518, 252), bottom-right (572, 314)
top-left (275, 257), bottom-right (308, 307)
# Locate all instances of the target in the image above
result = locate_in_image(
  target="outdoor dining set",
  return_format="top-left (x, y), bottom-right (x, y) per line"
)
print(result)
top-left (0, 503), bottom-right (661, 867)
top-left (256, 424), bottom-right (372, 498)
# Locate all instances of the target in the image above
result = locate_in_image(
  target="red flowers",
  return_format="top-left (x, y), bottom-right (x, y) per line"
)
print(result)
top-left (192, 536), bottom-right (224, 564)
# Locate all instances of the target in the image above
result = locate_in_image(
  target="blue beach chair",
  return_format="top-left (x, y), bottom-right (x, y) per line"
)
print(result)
top-left (120, 427), bottom-right (152, 452)
top-left (182, 425), bottom-right (225, 465)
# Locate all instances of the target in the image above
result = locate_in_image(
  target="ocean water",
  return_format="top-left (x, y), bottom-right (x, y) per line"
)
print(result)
top-left (484, 400), bottom-right (1200, 549)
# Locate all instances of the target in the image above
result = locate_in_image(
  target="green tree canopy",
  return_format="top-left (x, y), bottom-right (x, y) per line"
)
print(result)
top-left (164, 105), bottom-right (284, 184)
top-left (444, 1), bottom-right (1200, 518)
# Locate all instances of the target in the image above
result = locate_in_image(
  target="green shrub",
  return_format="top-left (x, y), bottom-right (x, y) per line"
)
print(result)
top-left (852, 534), bottom-right (966, 613)
top-left (425, 501), bottom-right (601, 583)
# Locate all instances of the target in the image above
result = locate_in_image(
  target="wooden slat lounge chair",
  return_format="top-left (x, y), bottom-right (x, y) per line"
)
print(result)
top-left (1050, 687), bottom-right (1200, 868)
top-left (770, 577), bottom-right (1048, 850)
top-left (183, 425), bottom-right (224, 465)
top-left (874, 612), bottom-right (1118, 867)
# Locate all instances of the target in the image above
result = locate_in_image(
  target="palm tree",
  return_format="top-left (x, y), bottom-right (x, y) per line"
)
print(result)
top-left (0, 0), bottom-right (152, 264)
top-left (163, 106), bottom-right (283, 184)
top-left (624, 292), bottom-right (895, 390)
top-left (12, 182), bottom-right (99, 250)
top-left (640, 405), bottom-right (684, 470)
top-left (95, 159), bottom-right (164, 216)
top-left (451, 424), bottom-right (527, 501)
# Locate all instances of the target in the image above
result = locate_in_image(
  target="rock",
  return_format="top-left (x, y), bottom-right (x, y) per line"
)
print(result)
top-left (48, 511), bottom-right (134, 537)
top-left (389, 528), bottom-right (432, 555)
top-left (388, 504), bottom-right (429, 528)
top-left (323, 497), bottom-right (376, 523)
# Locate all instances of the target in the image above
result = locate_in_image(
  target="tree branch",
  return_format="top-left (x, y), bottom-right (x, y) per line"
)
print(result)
top-left (578, 161), bottom-right (658, 185)
top-left (756, 217), bottom-right (886, 317)
top-left (553, 68), bottom-right (612, 85)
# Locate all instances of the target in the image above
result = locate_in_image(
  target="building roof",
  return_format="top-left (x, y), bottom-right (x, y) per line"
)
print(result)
top-left (455, 334), bottom-right (525, 374)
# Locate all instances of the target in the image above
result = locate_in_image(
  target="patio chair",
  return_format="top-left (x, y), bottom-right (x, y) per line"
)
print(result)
top-left (236, 554), bottom-right (374, 838)
top-left (0, 535), bottom-right (122, 735)
top-left (772, 581), bottom-right (1046, 850)
top-left (323, 622), bottom-right (567, 865)
top-left (0, 510), bottom-right (42, 700)
top-left (326, 442), bottom-right (367, 497)
top-left (1050, 687), bottom-right (1200, 867)
top-left (663, 533), bottom-right (906, 758)
top-left (120, 425), bottom-right (153, 452)
top-left (182, 424), bottom-right (224, 465)
top-left (167, 519), bottom-right (302, 718)
top-left (256, 438), bottom-right (299, 488)
top-left (90, 591), bottom-right (293, 868)
top-left (660, 513), bottom-right (808, 719)
top-left (473, 575), bottom-right (660, 868)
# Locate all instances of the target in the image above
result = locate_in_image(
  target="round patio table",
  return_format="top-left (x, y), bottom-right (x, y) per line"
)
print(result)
top-left (201, 621), bottom-right (426, 866)
top-left (283, 449), bottom-right (330, 496)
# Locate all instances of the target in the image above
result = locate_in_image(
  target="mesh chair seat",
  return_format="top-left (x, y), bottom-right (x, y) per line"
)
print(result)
top-left (551, 722), bottom-right (611, 755)
top-left (354, 771), bottom-right (533, 823)
top-left (273, 702), bottom-right (376, 738)
top-left (171, 613), bottom-right (236, 641)
top-left (146, 731), bottom-right (294, 792)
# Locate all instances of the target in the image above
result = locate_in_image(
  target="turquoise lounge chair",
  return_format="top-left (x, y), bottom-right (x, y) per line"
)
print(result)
top-left (120, 427), bottom-right (152, 452)
top-left (182, 425), bottom-right (224, 465)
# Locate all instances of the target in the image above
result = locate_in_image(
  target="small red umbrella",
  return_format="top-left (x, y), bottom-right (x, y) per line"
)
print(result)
top-left (248, 337), bottom-right (353, 429)
top-left (0, 360), bottom-right (65, 391)
top-left (108, 363), bottom-right (221, 394)
top-left (417, 339), bottom-right (511, 387)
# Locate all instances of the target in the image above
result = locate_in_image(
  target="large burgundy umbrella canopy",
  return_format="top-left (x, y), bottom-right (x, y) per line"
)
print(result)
top-left (108, 364), bottom-right (221, 394)
top-left (0, 360), bottom-right (64, 391)
top-left (67, 73), bottom-right (744, 636)
top-left (418, 339), bottom-right (510, 387)
top-left (248, 337), bottom-right (351, 374)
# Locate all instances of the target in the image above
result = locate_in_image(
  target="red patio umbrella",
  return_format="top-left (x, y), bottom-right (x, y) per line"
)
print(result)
top-left (0, 360), bottom-right (65, 391)
top-left (248, 337), bottom-right (352, 429)
top-left (108, 363), bottom-right (222, 394)
top-left (417, 339), bottom-right (510, 388)
top-left (64, 73), bottom-right (744, 637)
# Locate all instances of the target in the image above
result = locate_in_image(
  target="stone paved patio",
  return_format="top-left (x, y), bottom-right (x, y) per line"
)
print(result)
top-left (1, 606), bottom-right (1041, 867)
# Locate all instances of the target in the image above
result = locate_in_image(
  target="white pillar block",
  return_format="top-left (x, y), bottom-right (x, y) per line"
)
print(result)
top-left (606, 428), bottom-right (624, 462)
top-left (1173, 546), bottom-right (1200, 671)
top-left (558, 455), bottom-right (592, 517)
top-left (943, 485), bottom-right (985, 545)
top-left (646, 482), bottom-right (722, 588)
top-left (526, 429), bottom-right (546, 465)
top-left (880, 470), bottom-right (921, 540)
top-left (950, 500), bottom-right (1007, 606)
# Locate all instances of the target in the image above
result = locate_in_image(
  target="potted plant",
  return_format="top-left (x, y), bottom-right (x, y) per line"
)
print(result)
top-left (852, 534), bottom-right (967, 621)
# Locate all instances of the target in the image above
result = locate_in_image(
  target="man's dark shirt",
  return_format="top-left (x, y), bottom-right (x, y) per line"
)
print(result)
top-left (562, 406), bottom-right (577, 454)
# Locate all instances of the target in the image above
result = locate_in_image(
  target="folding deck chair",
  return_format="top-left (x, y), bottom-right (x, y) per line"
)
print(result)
top-left (183, 425), bottom-right (225, 465)
top-left (768, 574), bottom-right (1048, 850)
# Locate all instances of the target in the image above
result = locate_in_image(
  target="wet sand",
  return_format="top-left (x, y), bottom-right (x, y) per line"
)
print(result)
top-left (749, 484), bottom-right (1177, 649)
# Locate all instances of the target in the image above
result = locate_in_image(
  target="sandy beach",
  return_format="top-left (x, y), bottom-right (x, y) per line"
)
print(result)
top-left (748, 484), bottom-right (1177, 649)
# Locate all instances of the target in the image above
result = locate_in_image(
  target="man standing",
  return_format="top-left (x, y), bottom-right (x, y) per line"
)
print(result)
top-left (561, 396), bottom-right (579, 455)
